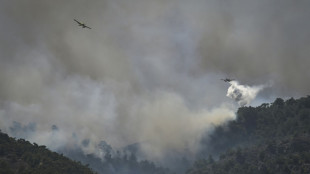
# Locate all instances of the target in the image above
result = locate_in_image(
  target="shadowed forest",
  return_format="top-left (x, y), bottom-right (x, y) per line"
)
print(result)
top-left (1, 1), bottom-right (310, 174)
top-left (1, 96), bottom-right (310, 173)
top-left (188, 96), bottom-right (310, 173)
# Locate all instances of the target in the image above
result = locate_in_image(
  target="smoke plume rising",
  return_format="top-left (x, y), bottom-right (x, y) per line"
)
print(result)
top-left (0, 0), bottom-right (309, 166)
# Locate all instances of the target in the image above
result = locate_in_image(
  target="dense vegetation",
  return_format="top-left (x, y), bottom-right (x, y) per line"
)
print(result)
top-left (62, 145), bottom-right (174, 174)
top-left (2, 96), bottom-right (310, 173)
top-left (0, 131), bottom-right (95, 174)
top-left (0, 129), bottom-right (172, 174)
top-left (188, 136), bottom-right (310, 174)
top-left (188, 96), bottom-right (310, 174)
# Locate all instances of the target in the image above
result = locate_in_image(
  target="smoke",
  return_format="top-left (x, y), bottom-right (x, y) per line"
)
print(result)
top-left (226, 81), bottom-right (265, 106)
top-left (0, 0), bottom-right (309, 166)
top-left (132, 92), bottom-right (236, 160)
top-left (196, 0), bottom-right (310, 97)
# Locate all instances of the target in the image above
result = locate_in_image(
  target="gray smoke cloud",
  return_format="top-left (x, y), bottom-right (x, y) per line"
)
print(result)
top-left (0, 0), bottom-right (309, 163)
top-left (197, 0), bottom-right (310, 97)
top-left (227, 81), bottom-right (265, 106)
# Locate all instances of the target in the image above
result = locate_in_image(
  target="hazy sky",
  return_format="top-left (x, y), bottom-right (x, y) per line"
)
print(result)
top-left (0, 0), bottom-right (309, 161)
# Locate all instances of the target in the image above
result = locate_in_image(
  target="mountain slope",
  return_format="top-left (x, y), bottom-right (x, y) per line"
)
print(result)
top-left (0, 131), bottom-right (95, 174)
top-left (188, 136), bottom-right (310, 174)
top-left (188, 96), bottom-right (310, 174)
top-left (60, 144), bottom-right (174, 174)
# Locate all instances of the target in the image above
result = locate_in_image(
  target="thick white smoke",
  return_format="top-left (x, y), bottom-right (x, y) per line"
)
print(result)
top-left (227, 81), bottom-right (265, 106)
top-left (1, 0), bottom-right (309, 165)
top-left (0, 73), bottom-right (236, 161)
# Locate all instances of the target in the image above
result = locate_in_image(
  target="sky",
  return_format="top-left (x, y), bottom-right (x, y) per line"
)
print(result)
top-left (0, 0), bottom-right (310, 162)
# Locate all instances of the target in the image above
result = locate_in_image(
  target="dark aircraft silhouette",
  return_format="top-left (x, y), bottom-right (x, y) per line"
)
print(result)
top-left (221, 78), bottom-right (235, 82)
top-left (74, 19), bottom-right (91, 29)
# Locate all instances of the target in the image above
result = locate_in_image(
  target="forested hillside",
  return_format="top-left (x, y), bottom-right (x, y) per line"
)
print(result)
top-left (61, 144), bottom-right (174, 174)
top-left (0, 131), bottom-right (95, 174)
top-left (0, 130), bottom-right (172, 174)
top-left (2, 96), bottom-right (310, 174)
top-left (188, 96), bottom-right (310, 174)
